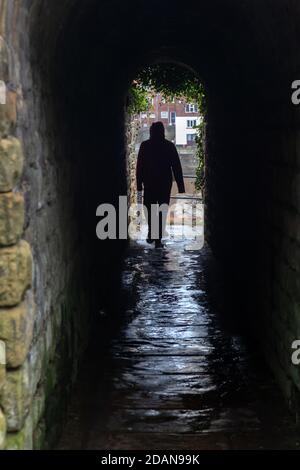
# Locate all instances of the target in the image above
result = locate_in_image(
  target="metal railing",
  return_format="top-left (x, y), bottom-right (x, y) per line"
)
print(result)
top-left (170, 195), bottom-right (202, 201)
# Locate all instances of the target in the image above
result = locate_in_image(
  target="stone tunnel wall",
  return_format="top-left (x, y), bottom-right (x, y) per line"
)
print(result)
top-left (203, 1), bottom-right (300, 419)
top-left (205, 123), bottom-right (300, 418)
top-left (0, 1), bottom-right (94, 449)
top-left (0, 0), bottom-right (129, 449)
top-left (0, 0), bottom-right (300, 450)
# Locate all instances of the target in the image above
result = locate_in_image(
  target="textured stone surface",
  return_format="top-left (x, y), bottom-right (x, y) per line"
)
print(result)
top-left (0, 241), bottom-right (32, 307)
top-left (1, 361), bottom-right (31, 432)
top-left (33, 421), bottom-right (46, 450)
top-left (126, 115), bottom-right (140, 207)
top-left (0, 0), bottom-right (300, 451)
top-left (0, 339), bottom-right (5, 388)
top-left (0, 297), bottom-right (35, 368)
top-left (0, 37), bottom-right (9, 83)
top-left (0, 192), bottom-right (24, 246)
top-left (0, 364), bottom-right (5, 390)
top-left (32, 387), bottom-right (46, 431)
top-left (0, 137), bottom-right (23, 192)
top-left (4, 413), bottom-right (33, 450)
top-left (0, 90), bottom-right (17, 138)
top-left (0, 408), bottom-right (6, 449)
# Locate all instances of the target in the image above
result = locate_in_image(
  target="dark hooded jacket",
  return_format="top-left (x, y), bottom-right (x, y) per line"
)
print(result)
top-left (136, 123), bottom-right (185, 194)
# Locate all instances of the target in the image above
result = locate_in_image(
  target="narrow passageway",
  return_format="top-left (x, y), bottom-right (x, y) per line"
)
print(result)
top-left (2, 0), bottom-right (300, 451)
top-left (58, 241), bottom-right (299, 450)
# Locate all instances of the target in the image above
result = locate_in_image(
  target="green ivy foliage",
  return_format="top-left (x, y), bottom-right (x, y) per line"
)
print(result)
top-left (136, 64), bottom-right (205, 113)
top-left (128, 63), bottom-right (206, 193)
top-left (127, 82), bottom-right (149, 115)
top-left (195, 120), bottom-right (206, 192)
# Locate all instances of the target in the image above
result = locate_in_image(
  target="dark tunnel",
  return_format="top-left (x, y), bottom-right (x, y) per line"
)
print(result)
top-left (0, 0), bottom-right (300, 449)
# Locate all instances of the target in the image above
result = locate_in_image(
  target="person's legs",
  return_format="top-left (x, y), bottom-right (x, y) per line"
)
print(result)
top-left (156, 187), bottom-right (172, 246)
top-left (144, 186), bottom-right (171, 247)
top-left (143, 190), bottom-right (155, 243)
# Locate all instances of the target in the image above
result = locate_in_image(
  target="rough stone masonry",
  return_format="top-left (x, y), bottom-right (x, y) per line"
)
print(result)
top-left (0, 0), bottom-right (300, 450)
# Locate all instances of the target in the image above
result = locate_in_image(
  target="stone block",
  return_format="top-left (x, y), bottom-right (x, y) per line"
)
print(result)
top-left (0, 89), bottom-right (17, 138)
top-left (0, 192), bottom-right (24, 245)
top-left (0, 37), bottom-right (9, 83)
top-left (0, 339), bottom-right (6, 387)
top-left (0, 241), bottom-right (32, 307)
top-left (5, 412), bottom-right (33, 450)
top-left (0, 365), bottom-right (5, 390)
top-left (0, 408), bottom-right (6, 449)
top-left (0, 361), bottom-right (31, 432)
top-left (0, 137), bottom-right (23, 192)
top-left (0, 297), bottom-right (35, 368)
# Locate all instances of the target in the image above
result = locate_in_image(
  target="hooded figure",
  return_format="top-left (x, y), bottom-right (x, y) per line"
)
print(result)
top-left (136, 122), bottom-right (185, 247)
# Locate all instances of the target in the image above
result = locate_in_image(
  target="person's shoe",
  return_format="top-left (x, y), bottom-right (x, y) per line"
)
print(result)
top-left (155, 240), bottom-right (163, 249)
top-left (147, 238), bottom-right (154, 244)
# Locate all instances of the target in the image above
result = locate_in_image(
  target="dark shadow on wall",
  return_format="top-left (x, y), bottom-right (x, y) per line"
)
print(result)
top-left (26, 0), bottom-right (300, 446)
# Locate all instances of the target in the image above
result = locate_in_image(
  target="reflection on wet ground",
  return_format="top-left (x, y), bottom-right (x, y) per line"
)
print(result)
top-left (58, 240), bottom-right (299, 450)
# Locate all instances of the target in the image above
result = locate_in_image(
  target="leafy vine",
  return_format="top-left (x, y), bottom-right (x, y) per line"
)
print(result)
top-left (127, 63), bottom-right (206, 192)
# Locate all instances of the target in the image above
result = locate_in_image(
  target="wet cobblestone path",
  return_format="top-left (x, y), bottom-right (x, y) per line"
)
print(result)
top-left (59, 241), bottom-right (299, 450)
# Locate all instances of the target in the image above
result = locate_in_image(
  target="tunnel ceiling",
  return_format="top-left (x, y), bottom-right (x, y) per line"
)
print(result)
top-left (28, 0), bottom-right (299, 127)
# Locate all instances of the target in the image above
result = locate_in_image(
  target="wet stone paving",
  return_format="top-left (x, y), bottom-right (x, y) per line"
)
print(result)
top-left (59, 240), bottom-right (299, 450)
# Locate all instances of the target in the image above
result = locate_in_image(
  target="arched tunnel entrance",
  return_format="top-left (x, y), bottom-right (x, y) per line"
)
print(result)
top-left (0, 0), bottom-right (300, 450)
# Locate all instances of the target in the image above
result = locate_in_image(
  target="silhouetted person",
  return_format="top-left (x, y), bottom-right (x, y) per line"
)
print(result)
top-left (137, 122), bottom-right (185, 247)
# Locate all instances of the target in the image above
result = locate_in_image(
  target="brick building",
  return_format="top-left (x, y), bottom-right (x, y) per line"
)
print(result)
top-left (139, 94), bottom-right (202, 146)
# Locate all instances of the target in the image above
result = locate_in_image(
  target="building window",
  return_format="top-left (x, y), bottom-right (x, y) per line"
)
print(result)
top-left (170, 112), bottom-right (176, 125)
top-left (187, 119), bottom-right (197, 128)
top-left (147, 97), bottom-right (154, 107)
top-left (187, 134), bottom-right (196, 143)
top-left (185, 103), bottom-right (199, 113)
